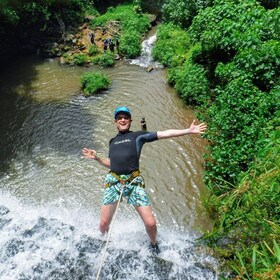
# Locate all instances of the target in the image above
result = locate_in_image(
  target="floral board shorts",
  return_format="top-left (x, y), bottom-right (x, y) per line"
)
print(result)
top-left (102, 173), bottom-right (151, 207)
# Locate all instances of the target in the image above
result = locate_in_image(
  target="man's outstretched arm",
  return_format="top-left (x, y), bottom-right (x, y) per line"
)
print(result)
top-left (157, 120), bottom-right (207, 139)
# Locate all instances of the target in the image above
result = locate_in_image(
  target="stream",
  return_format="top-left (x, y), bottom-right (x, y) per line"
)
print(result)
top-left (0, 33), bottom-right (218, 280)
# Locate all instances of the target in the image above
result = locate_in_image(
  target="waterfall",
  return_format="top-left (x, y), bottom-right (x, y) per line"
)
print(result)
top-left (0, 193), bottom-right (218, 280)
top-left (130, 34), bottom-right (163, 69)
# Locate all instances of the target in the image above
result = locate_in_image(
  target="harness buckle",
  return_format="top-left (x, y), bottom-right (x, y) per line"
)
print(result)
top-left (105, 170), bottom-right (141, 188)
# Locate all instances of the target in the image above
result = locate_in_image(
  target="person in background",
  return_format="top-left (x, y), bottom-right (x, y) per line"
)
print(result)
top-left (90, 32), bottom-right (95, 45)
top-left (115, 36), bottom-right (120, 53)
top-left (109, 38), bottom-right (115, 53)
top-left (140, 117), bottom-right (147, 131)
top-left (103, 38), bottom-right (108, 52)
top-left (82, 106), bottom-right (207, 254)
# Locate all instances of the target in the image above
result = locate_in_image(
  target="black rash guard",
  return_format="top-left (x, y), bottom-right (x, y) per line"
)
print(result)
top-left (109, 131), bottom-right (158, 175)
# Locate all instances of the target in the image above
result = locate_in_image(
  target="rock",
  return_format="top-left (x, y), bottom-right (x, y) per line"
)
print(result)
top-left (147, 14), bottom-right (157, 25)
top-left (0, 218), bottom-right (12, 230)
top-left (65, 34), bottom-right (75, 43)
top-left (79, 23), bottom-right (87, 30)
top-left (147, 65), bottom-right (154, 72)
top-left (84, 15), bottom-right (95, 21)
top-left (0, 205), bottom-right (10, 216)
top-left (59, 56), bottom-right (66, 65)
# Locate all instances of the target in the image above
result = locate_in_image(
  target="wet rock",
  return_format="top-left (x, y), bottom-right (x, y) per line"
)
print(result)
top-left (98, 248), bottom-right (173, 279)
top-left (147, 14), bottom-right (157, 25)
top-left (114, 54), bottom-right (121, 60)
top-left (28, 248), bottom-right (95, 280)
top-left (59, 56), bottom-right (66, 65)
top-left (23, 217), bottom-right (74, 240)
top-left (0, 238), bottom-right (39, 262)
top-left (147, 65), bottom-right (154, 72)
top-left (0, 205), bottom-right (10, 216)
top-left (0, 218), bottom-right (12, 230)
top-left (76, 235), bottom-right (105, 256)
top-left (177, 263), bottom-right (217, 280)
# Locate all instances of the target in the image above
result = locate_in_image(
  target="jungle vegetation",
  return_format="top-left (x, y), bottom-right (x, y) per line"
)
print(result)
top-left (152, 0), bottom-right (279, 279)
top-left (0, 0), bottom-right (279, 278)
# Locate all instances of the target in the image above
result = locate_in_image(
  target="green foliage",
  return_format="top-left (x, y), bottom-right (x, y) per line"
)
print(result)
top-left (91, 52), bottom-right (115, 67)
top-left (183, 1), bottom-right (280, 187)
top-left (119, 30), bottom-right (142, 58)
top-left (81, 71), bottom-right (111, 96)
top-left (0, 0), bottom-right (93, 59)
top-left (72, 53), bottom-right (88, 66)
top-left (153, 2), bottom-right (279, 192)
top-left (91, 4), bottom-right (150, 58)
top-left (203, 130), bottom-right (280, 278)
top-left (154, 2), bottom-right (279, 191)
top-left (88, 44), bottom-right (100, 56)
top-left (205, 79), bottom-right (279, 188)
top-left (189, 0), bottom-right (266, 52)
top-left (231, 240), bottom-right (280, 280)
top-left (152, 23), bottom-right (191, 67)
top-left (92, 4), bottom-right (150, 34)
top-left (217, 40), bottom-right (280, 92)
top-left (173, 60), bottom-right (209, 105)
top-left (161, 0), bottom-right (211, 29)
top-left (0, 6), bottom-right (20, 25)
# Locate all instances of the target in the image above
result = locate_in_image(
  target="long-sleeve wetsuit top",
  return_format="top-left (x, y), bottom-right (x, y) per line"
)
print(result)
top-left (109, 131), bottom-right (158, 175)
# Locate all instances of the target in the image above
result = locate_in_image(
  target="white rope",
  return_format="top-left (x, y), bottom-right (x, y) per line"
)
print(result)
top-left (95, 176), bottom-right (139, 280)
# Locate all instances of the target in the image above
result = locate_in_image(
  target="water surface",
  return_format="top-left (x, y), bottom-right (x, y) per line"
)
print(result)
top-left (0, 36), bottom-right (216, 279)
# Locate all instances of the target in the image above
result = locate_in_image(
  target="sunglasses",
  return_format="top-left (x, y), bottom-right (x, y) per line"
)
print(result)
top-left (116, 115), bottom-right (131, 121)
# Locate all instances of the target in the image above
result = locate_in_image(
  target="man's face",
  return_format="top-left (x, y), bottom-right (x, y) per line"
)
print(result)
top-left (115, 113), bottom-right (132, 132)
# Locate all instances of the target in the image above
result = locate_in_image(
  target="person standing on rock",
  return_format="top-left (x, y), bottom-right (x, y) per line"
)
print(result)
top-left (90, 32), bottom-right (95, 45)
top-left (115, 36), bottom-right (120, 53)
top-left (103, 38), bottom-right (108, 52)
top-left (109, 38), bottom-right (115, 53)
top-left (82, 106), bottom-right (207, 254)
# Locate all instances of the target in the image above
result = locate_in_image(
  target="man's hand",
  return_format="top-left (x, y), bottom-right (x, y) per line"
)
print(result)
top-left (82, 148), bottom-right (99, 160)
top-left (188, 120), bottom-right (207, 134)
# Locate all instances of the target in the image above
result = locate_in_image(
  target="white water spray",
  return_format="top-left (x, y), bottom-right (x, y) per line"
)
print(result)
top-left (130, 34), bottom-right (163, 69)
top-left (0, 193), bottom-right (218, 280)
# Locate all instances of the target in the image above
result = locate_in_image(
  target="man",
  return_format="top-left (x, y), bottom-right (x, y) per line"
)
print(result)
top-left (82, 106), bottom-right (207, 254)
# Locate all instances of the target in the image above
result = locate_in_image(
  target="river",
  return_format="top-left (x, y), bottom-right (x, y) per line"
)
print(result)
top-left (0, 34), bottom-right (218, 279)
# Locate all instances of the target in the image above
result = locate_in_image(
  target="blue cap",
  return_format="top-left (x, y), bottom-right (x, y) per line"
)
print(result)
top-left (114, 106), bottom-right (131, 119)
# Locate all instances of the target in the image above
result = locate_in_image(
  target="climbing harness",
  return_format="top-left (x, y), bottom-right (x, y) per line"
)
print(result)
top-left (105, 170), bottom-right (142, 188)
top-left (95, 173), bottom-right (141, 280)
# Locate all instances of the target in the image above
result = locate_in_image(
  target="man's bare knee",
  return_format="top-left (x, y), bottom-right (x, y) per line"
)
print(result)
top-left (144, 217), bottom-right (157, 229)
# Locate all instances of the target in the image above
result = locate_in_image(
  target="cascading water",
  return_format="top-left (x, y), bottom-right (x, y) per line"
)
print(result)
top-left (130, 34), bottom-right (163, 69)
top-left (0, 33), bottom-right (219, 279)
top-left (0, 194), bottom-right (217, 280)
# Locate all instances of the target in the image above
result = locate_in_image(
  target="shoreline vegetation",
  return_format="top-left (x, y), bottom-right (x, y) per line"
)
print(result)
top-left (0, 1), bottom-right (279, 279)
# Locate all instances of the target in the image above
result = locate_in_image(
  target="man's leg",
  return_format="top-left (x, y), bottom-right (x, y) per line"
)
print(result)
top-left (135, 205), bottom-right (157, 244)
top-left (99, 202), bottom-right (118, 233)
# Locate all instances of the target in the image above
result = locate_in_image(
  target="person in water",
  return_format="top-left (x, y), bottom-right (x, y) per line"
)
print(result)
top-left (82, 106), bottom-right (207, 254)
top-left (140, 117), bottom-right (147, 131)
